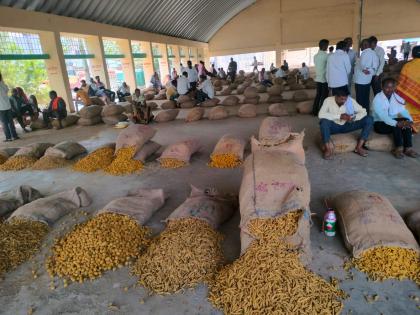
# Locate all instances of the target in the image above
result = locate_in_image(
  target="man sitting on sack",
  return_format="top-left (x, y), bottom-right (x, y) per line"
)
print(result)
top-left (318, 87), bottom-right (373, 160)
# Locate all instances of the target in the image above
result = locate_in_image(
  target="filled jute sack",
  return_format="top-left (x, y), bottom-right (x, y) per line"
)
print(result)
top-left (365, 133), bottom-right (394, 151)
top-left (229, 83), bottom-right (238, 90)
top-left (178, 95), bottom-right (191, 104)
top-left (155, 109), bottom-right (179, 122)
top-left (268, 103), bottom-right (288, 116)
top-left (115, 124), bottom-right (156, 153)
top-left (167, 185), bottom-right (237, 229)
top-left (289, 83), bottom-right (305, 90)
top-left (180, 100), bottom-right (196, 109)
top-left (256, 84), bottom-right (266, 93)
top-left (244, 87), bottom-right (258, 98)
top-left (407, 211), bottom-right (420, 240)
top-left (144, 93), bottom-right (155, 101)
top-left (159, 139), bottom-right (200, 164)
top-left (293, 90), bottom-right (309, 102)
top-left (243, 95), bottom-right (260, 105)
top-left (239, 151), bottom-right (311, 264)
top-left (326, 133), bottom-right (358, 153)
top-left (296, 100), bottom-right (313, 114)
top-left (236, 85), bottom-right (245, 95)
top-left (328, 191), bottom-right (420, 257)
top-left (0, 148), bottom-right (18, 163)
top-left (238, 104), bottom-right (257, 118)
top-left (30, 118), bottom-right (47, 130)
top-left (214, 86), bottom-right (223, 92)
top-left (45, 141), bottom-right (87, 160)
top-left (79, 105), bottom-right (103, 118)
top-left (98, 188), bottom-right (167, 225)
top-left (78, 116), bottom-right (103, 126)
top-left (8, 187), bottom-right (91, 225)
top-left (0, 185), bottom-right (43, 218)
top-left (209, 106), bottom-right (228, 120)
top-left (222, 95), bottom-right (239, 106)
top-left (258, 117), bottom-right (292, 143)
top-left (52, 115), bottom-right (79, 129)
top-left (133, 141), bottom-right (161, 163)
top-left (267, 95), bottom-right (283, 103)
top-left (213, 80), bottom-right (222, 88)
top-left (102, 114), bottom-right (128, 126)
top-left (101, 104), bottom-right (125, 117)
top-left (201, 98), bottom-right (219, 107)
top-left (154, 94), bottom-right (166, 101)
top-left (211, 134), bottom-right (246, 161)
top-left (251, 133), bottom-right (305, 164)
top-left (14, 143), bottom-right (54, 159)
top-left (221, 88), bottom-right (232, 96)
top-left (147, 102), bottom-right (158, 109)
top-left (161, 100), bottom-right (176, 110)
top-left (185, 107), bottom-right (205, 122)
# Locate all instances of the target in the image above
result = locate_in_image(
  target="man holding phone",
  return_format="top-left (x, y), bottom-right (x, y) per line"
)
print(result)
top-left (318, 87), bottom-right (373, 159)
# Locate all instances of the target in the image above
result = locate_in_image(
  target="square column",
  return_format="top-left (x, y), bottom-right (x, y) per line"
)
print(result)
top-left (167, 44), bottom-right (180, 76)
top-left (142, 42), bottom-right (155, 87)
top-left (114, 38), bottom-right (136, 90)
top-left (85, 35), bottom-right (110, 88)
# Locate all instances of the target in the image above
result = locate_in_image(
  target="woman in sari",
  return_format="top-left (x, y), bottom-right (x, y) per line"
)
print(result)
top-left (397, 46), bottom-right (420, 131)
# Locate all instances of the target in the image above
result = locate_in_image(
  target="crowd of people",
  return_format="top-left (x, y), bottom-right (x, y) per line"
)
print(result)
top-left (312, 35), bottom-right (419, 160)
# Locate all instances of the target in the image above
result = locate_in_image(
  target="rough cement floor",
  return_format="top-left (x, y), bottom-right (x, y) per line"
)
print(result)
top-left (0, 99), bottom-right (419, 315)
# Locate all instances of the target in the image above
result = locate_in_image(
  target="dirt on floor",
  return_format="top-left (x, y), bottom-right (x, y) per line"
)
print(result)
top-left (0, 101), bottom-right (419, 315)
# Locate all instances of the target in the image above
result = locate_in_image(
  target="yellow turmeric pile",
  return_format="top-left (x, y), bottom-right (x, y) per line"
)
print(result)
top-left (73, 147), bottom-right (115, 173)
top-left (208, 153), bottom-right (242, 168)
top-left (159, 158), bottom-right (186, 169)
top-left (32, 156), bottom-right (70, 170)
top-left (104, 147), bottom-right (143, 176)
top-left (0, 155), bottom-right (37, 171)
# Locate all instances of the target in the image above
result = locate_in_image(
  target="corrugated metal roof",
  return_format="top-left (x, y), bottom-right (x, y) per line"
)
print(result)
top-left (0, 0), bottom-right (256, 42)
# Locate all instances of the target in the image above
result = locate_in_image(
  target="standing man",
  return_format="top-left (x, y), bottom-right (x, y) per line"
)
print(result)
top-left (186, 60), bottom-right (198, 89)
top-left (368, 36), bottom-right (385, 96)
top-left (283, 60), bottom-right (289, 71)
top-left (43, 91), bottom-right (67, 129)
top-left (329, 46), bottom-right (334, 55)
top-left (326, 41), bottom-right (351, 95)
top-left (313, 39), bottom-right (330, 116)
top-left (252, 56), bottom-right (258, 73)
top-left (0, 73), bottom-right (19, 141)
top-left (344, 37), bottom-right (356, 89)
top-left (228, 57), bottom-right (238, 83)
top-left (354, 39), bottom-right (379, 114)
top-left (401, 41), bottom-right (411, 61)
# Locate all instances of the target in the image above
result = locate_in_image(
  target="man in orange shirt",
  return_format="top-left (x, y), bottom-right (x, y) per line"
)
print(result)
top-left (73, 87), bottom-right (92, 106)
top-left (42, 90), bottom-right (67, 129)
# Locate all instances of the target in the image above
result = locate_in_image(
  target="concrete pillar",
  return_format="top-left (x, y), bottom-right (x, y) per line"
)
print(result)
top-left (179, 46), bottom-right (188, 66)
top-left (142, 42), bottom-right (154, 87)
top-left (157, 43), bottom-right (169, 79)
top-left (167, 44), bottom-right (180, 75)
top-left (275, 43), bottom-right (283, 67)
top-left (38, 31), bottom-right (74, 112)
top-left (85, 35), bottom-right (110, 88)
top-left (115, 38), bottom-right (136, 90)
top-left (189, 47), bottom-right (198, 65)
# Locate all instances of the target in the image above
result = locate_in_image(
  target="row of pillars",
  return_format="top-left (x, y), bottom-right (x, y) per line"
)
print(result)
top-left (37, 30), bottom-right (204, 112)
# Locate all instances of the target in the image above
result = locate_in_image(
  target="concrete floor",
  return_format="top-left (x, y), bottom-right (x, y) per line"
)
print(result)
top-left (0, 98), bottom-right (419, 315)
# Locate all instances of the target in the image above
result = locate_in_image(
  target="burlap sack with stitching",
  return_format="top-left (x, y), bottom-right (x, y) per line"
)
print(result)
top-left (0, 185), bottom-right (43, 218)
top-left (45, 141), bottom-right (87, 159)
top-left (212, 135), bottom-right (246, 161)
top-left (159, 139), bottom-right (200, 164)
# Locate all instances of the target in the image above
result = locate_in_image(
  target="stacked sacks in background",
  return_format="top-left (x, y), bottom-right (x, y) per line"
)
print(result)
top-left (185, 107), bottom-right (205, 122)
top-left (155, 109), bottom-right (179, 123)
top-left (51, 115), bottom-right (79, 129)
top-left (208, 106), bottom-right (228, 120)
top-left (101, 104), bottom-right (127, 126)
top-left (0, 143), bottom-right (53, 171)
top-left (32, 141), bottom-right (87, 170)
top-left (255, 84), bottom-right (266, 93)
top-left (304, 78), bottom-right (317, 89)
top-left (267, 84), bottom-right (283, 103)
top-left (177, 95), bottom-right (195, 108)
top-left (213, 79), bottom-right (223, 92)
top-left (154, 89), bottom-right (167, 100)
top-left (268, 103), bottom-right (288, 117)
top-left (237, 104), bottom-right (257, 118)
top-left (78, 105), bottom-right (103, 126)
top-left (161, 100), bottom-right (176, 110)
top-left (221, 95), bottom-right (239, 106)
top-left (220, 86), bottom-right (232, 96)
top-left (201, 97), bottom-right (220, 108)
top-left (243, 87), bottom-right (260, 105)
top-left (159, 139), bottom-right (200, 168)
top-left (208, 135), bottom-right (245, 168)
top-left (143, 88), bottom-right (157, 101)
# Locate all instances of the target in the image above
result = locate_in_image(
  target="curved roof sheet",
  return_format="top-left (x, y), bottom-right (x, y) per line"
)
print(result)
top-left (0, 0), bottom-right (255, 42)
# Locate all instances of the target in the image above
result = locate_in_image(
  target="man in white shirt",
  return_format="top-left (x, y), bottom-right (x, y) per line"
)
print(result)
top-left (318, 87), bottom-right (373, 160)
top-left (344, 37), bottom-right (356, 88)
top-left (177, 72), bottom-right (190, 96)
top-left (275, 66), bottom-right (286, 79)
top-left (0, 73), bottom-right (19, 141)
top-left (368, 36), bottom-right (385, 95)
top-left (401, 41), bottom-right (411, 61)
top-left (252, 56), bottom-right (258, 73)
top-left (218, 67), bottom-right (227, 79)
top-left (299, 62), bottom-right (310, 80)
top-left (196, 75), bottom-right (214, 103)
top-left (313, 39), bottom-right (330, 116)
top-left (326, 41), bottom-right (352, 95)
top-left (354, 39), bottom-right (379, 114)
top-left (186, 60), bottom-right (198, 89)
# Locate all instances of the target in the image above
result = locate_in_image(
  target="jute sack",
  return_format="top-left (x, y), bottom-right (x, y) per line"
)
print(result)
top-left (244, 95), bottom-right (260, 105)
top-left (14, 143), bottom-right (54, 159)
top-left (365, 133), bottom-right (394, 151)
top-left (213, 80), bottom-right (222, 87)
top-left (214, 86), bottom-right (223, 92)
top-left (133, 141), bottom-right (161, 163)
top-left (289, 83), bottom-right (305, 90)
top-left (159, 139), bottom-right (200, 164)
top-left (180, 100), bottom-right (196, 109)
top-left (267, 95), bottom-right (283, 103)
top-left (238, 104), bottom-right (257, 118)
top-left (212, 135), bottom-right (246, 161)
top-left (9, 187), bottom-right (91, 225)
top-left (221, 88), bottom-right (231, 96)
top-left (90, 96), bottom-right (105, 106)
top-left (98, 188), bottom-right (167, 224)
top-left (101, 104), bottom-right (125, 117)
top-left (236, 85), bottom-right (245, 95)
top-left (256, 84), bottom-right (266, 93)
top-left (293, 90), bottom-right (308, 102)
top-left (328, 133), bottom-right (358, 153)
top-left (78, 116), bottom-right (102, 126)
top-left (296, 100), bottom-right (313, 114)
top-left (229, 83), bottom-right (238, 90)
top-left (208, 106), bottom-right (228, 120)
top-left (102, 114), bottom-right (128, 126)
top-left (79, 105), bottom-right (102, 118)
top-left (0, 185), bottom-right (43, 217)
top-left (185, 107), bottom-right (205, 122)
top-left (144, 93), bottom-right (155, 101)
top-left (51, 115), bottom-right (79, 129)
top-left (201, 99), bottom-right (218, 107)
top-left (154, 93), bottom-right (166, 100)
top-left (328, 191), bottom-right (420, 257)
top-left (115, 124), bottom-right (156, 153)
top-left (30, 118), bottom-right (47, 130)
top-left (155, 109), bottom-right (179, 122)
top-left (178, 95), bottom-right (191, 104)
top-left (268, 103), bottom-right (288, 116)
top-left (45, 141), bottom-right (87, 159)
top-left (244, 86), bottom-right (258, 98)
top-left (161, 100), bottom-right (176, 110)
top-left (258, 117), bottom-right (292, 143)
top-left (167, 185), bottom-right (237, 229)
top-left (273, 77), bottom-right (284, 85)
top-left (406, 211), bottom-right (420, 240)
top-left (222, 96), bottom-right (239, 106)
top-left (239, 151), bottom-right (311, 262)
top-left (251, 132), bottom-right (305, 164)
top-left (147, 102), bottom-right (158, 109)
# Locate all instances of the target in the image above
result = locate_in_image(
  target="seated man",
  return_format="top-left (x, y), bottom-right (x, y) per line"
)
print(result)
top-left (95, 76), bottom-right (115, 101)
top-left (117, 82), bottom-right (131, 102)
top-left (42, 90), bottom-right (67, 129)
top-left (299, 62), bottom-right (310, 81)
top-left (9, 88), bottom-right (34, 132)
top-left (131, 88), bottom-right (153, 124)
top-left (196, 75), bottom-right (214, 103)
top-left (177, 72), bottom-right (190, 97)
top-left (166, 80), bottom-right (178, 101)
top-left (88, 78), bottom-right (110, 105)
top-left (73, 87), bottom-right (92, 106)
top-left (372, 78), bottom-right (418, 159)
top-left (318, 87), bottom-right (373, 159)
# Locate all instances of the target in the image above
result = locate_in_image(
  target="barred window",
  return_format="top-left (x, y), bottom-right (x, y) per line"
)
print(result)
top-left (103, 39), bottom-right (121, 55)
top-left (0, 31), bottom-right (43, 55)
top-left (131, 41), bottom-right (144, 54)
top-left (60, 36), bottom-right (89, 55)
